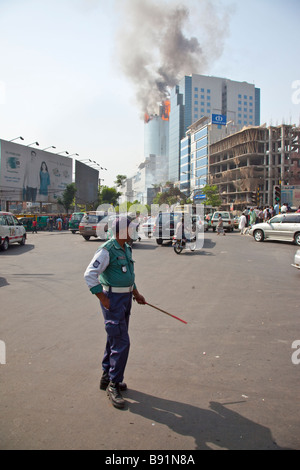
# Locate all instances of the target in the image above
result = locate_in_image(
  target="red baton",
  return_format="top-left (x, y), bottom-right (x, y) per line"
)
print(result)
top-left (145, 302), bottom-right (187, 325)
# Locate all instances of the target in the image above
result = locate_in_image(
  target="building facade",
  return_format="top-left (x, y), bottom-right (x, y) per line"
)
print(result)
top-left (209, 124), bottom-right (300, 210)
top-left (169, 74), bottom-right (261, 183)
top-left (180, 117), bottom-right (239, 200)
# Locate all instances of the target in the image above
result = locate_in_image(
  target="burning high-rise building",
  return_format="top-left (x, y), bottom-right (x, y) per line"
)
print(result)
top-left (144, 100), bottom-right (170, 189)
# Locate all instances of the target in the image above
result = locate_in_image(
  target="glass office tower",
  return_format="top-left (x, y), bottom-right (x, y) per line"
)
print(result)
top-left (168, 74), bottom-right (261, 183)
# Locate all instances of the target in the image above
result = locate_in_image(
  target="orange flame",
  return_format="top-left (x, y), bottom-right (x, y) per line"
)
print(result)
top-left (161, 100), bottom-right (170, 121)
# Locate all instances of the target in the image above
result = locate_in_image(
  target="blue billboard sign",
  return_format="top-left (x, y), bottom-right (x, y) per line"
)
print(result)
top-left (212, 114), bottom-right (227, 125)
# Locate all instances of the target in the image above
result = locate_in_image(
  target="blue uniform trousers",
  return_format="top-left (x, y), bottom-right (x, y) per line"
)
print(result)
top-left (100, 290), bottom-right (132, 384)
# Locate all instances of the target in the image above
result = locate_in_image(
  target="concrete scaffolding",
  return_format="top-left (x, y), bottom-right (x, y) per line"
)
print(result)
top-left (209, 124), bottom-right (300, 210)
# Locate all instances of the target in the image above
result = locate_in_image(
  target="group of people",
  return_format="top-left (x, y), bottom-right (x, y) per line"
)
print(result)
top-left (238, 203), bottom-right (298, 234)
top-left (46, 215), bottom-right (68, 231)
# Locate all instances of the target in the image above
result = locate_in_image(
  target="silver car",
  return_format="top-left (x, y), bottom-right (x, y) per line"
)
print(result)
top-left (249, 213), bottom-right (300, 246)
top-left (292, 249), bottom-right (300, 270)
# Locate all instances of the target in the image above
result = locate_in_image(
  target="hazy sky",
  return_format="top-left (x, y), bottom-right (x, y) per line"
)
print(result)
top-left (0, 0), bottom-right (299, 187)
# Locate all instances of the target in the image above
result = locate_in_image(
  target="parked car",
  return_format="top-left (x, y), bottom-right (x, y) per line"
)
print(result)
top-left (68, 212), bottom-right (84, 233)
top-left (210, 211), bottom-right (235, 232)
top-left (292, 249), bottom-right (300, 270)
top-left (0, 212), bottom-right (27, 251)
top-left (249, 213), bottom-right (300, 246)
top-left (78, 212), bottom-right (107, 240)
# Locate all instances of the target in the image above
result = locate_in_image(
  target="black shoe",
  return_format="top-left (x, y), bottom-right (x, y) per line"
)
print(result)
top-left (107, 382), bottom-right (125, 409)
top-left (100, 371), bottom-right (127, 391)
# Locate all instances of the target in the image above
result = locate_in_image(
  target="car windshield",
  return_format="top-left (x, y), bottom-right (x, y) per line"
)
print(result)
top-left (213, 212), bottom-right (229, 219)
top-left (82, 214), bottom-right (105, 224)
top-left (71, 214), bottom-right (83, 221)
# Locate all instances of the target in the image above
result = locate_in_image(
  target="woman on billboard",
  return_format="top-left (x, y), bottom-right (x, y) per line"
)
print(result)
top-left (39, 161), bottom-right (50, 197)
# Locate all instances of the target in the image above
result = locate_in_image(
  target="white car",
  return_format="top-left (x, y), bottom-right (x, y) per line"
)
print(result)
top-left (210, 211), bottom-right (235, 232)
top-left (0, 211), bottom-right (27, 251)
top-left (292, 250), bottom-right (300, 270)
top-left (249, 213), bottom-right (300, 246)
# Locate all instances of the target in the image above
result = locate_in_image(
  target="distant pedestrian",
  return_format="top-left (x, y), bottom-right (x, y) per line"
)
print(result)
top-left (239, 213), bottom-right (247, 235)
top-left (217, 214), bottom-right (225, 236)
top-left (281, 203), bottom-right (287, 213)
top-left (32, 219), bottom-right (37, 233)
top-left (249, 208), bottom-right (257, 227)
top-left (57, 217), bottom-right (62, 231)
top-left (49, 217), bottom-right (54, 232)
top-left (264, 208), bottom-right (271, 222)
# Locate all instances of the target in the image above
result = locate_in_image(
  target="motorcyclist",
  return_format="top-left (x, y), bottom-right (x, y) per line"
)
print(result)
top-left (174, 214), bottom-right (194, 241)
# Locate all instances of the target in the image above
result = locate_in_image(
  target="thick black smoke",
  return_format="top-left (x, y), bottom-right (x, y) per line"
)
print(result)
top-left (115, 0), bottom-right (231, 117)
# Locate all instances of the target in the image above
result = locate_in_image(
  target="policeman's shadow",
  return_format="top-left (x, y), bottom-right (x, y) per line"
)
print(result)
top-left (0, 277), bottom-right (9, 288)
top-left (125, 390), bottom-right (285, 450)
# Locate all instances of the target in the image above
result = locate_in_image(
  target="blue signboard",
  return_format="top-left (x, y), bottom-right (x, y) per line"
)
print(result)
top-left (212, 114), bottom-right (227, 125)
top-left (194, 194), bottom-right (206, 200)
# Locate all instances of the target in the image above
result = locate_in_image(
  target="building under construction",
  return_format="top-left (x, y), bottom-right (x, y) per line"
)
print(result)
top-left (209, 124), bottom-right (300, 210)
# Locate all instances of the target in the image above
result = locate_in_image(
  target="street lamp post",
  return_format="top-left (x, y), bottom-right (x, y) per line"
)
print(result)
top-left (42, 146), bottom-right (56, 151)
top-left (9, 136), bottom-right (24, 142)
top-left (27, 141), bottom-right (39, 147)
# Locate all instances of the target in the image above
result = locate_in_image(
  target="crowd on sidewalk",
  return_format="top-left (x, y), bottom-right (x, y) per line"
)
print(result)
top-left (239, 203), bottom-right (300, 234)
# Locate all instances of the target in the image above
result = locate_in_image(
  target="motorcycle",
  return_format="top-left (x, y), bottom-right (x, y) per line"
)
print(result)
top-left (172, 235), bottom-right (197, 254)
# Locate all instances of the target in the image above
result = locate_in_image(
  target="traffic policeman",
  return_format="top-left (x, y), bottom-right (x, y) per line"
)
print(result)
top-left (84, 216), bottom-right (146, 409)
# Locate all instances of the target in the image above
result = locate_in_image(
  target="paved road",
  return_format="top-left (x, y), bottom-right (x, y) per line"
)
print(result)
top-left (0, 229), bottom-right (299, 450)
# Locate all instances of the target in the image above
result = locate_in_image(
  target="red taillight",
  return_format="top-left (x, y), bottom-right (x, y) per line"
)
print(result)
top-left (92, 225), bottom-right (97, 230)
top-left (228, 221), bottom-right (231, 225)
top-left (79, 225), bottom-right (83, 229)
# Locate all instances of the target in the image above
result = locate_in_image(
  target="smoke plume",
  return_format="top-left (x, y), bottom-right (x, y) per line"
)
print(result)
top-left (115, 0), bottom-right (231, 118)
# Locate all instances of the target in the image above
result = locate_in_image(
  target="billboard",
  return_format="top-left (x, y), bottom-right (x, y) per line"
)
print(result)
top-left (212, 114), bottom-right (227, 125)
top-left (281, 185), bottom-right (300, 207)
top-left (0, 139), bottom-right (72, 203)
top-left (75, 160), bottom-right (99, 204)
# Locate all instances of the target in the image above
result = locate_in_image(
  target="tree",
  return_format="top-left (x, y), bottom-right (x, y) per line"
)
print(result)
top-left (201, 184), bottom-right (222, 207)
top-left (153, 186), bottom-right (188, 206)
top-left (98, 186), bottom-right (121, 206)
top-left (57, 183), bottom-right (77, 214)
top-left (114, 175), bottom-right (127, 188)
